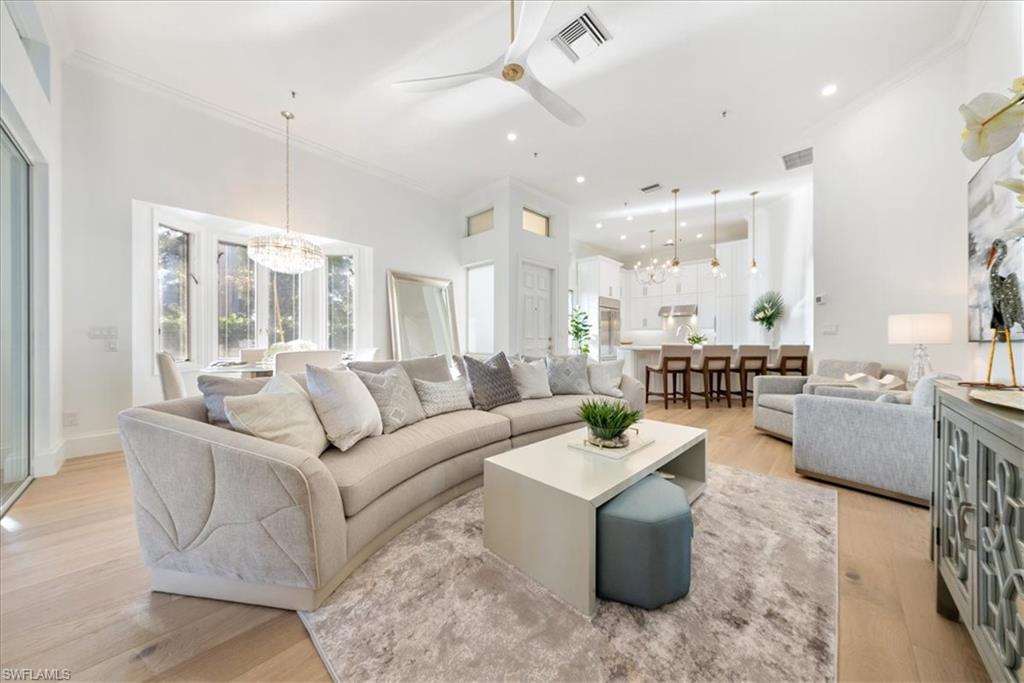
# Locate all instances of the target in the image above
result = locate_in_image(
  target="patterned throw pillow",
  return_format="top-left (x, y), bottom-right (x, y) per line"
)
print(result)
top-left (588, 359), bottom-right (624, 398)
top-left (463, 352), bottom-right (521, 411)
top-left (413, 378), bottom-right (473, 417)
top-left (546, 354), bottom-right (593, 395)
top-left (351, 365), bottom-right (426, 433)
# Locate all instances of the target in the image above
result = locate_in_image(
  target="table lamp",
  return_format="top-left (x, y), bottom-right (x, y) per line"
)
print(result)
top-left (887, 313), bottom-right (953, 386)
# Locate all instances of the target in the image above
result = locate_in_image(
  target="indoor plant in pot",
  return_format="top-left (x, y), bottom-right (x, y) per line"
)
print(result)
top-left (577, 399), bottom-right (643, 448)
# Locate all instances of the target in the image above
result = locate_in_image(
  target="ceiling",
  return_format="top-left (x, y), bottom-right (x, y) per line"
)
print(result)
top-left (52, 0), bottom-right (967, 255)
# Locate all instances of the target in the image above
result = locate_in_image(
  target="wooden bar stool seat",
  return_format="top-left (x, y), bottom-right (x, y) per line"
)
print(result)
top-left (644, 344), bottom-right (693, 410)
top-left (766, 344), bottom-right (810, 376)
top-left (690, 345), bottom-right (734, 408)
top-left (730, 345), bottom-right (770, 407)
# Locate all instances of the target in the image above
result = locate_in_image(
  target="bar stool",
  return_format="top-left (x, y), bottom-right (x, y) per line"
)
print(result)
top-left (690, 345), bottom-right (733, 408)
top-left (645, 344), bottom-right (693, 410)
top-left (766, 344), bottom-right (810, 376)
top-left (731, 345), bottom-right (770, 407)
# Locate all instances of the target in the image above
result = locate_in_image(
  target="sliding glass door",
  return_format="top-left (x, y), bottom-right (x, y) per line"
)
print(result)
top-left (1, 126), bottom-right (31, 513)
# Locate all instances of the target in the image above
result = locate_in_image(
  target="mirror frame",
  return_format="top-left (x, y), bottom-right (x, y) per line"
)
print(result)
top-left (386, 270), bottom-right (461, 360)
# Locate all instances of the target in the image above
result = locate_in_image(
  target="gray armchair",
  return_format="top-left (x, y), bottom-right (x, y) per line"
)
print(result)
top-left (792, 387), bottom-right (930, 504)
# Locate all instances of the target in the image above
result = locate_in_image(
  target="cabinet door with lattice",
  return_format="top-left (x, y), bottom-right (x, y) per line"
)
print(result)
top-left (938, 406), bottom-right (975, 615)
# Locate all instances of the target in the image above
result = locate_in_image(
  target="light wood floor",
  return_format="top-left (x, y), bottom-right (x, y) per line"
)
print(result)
top-left (1, 403), bottom-right (986, 682)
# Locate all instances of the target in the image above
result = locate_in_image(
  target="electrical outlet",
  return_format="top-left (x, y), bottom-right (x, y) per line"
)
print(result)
top-left (63, 412), bottom-right (78, 428)
top-left (105, 339), bottom-right (118, 352)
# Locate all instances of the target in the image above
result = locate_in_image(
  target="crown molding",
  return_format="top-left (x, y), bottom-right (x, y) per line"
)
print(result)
top-left (64, 50), bottom-right (447, 200)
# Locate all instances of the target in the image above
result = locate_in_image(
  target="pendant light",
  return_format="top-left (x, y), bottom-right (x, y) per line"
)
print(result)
top-left (248, 102), bottom-right (324, 274)
top-left (634, 229), bottom-right (668, 285)
top-left (669, 188), bottom-right (681, 273)
top-left (710, 189), bottom-right (721, 275)
top-left (749, 190), bottom-right (759, 274)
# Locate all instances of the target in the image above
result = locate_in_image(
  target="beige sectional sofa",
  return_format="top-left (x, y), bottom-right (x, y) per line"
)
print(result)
top-left (118, 360), bottom-right (644, 611)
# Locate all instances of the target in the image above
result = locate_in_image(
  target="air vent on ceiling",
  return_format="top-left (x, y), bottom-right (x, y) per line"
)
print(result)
top-left (782, 147), bottom-right (814, 171)
top-left (640, 183), bottom-right (662, 194)
top-left (551, 8), bottom-right (611, 63)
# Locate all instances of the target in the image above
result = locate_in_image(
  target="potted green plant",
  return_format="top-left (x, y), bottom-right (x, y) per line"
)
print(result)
top-left (751, 291), bottom-right (785, 345)
top-left (577, 399), bottom-right (643, 448)
top-left (569, 306), bottom-right (592, 355)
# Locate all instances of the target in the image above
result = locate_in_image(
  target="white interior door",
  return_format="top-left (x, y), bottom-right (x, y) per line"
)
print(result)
top-left (520, 262), bottom-right (553, 357)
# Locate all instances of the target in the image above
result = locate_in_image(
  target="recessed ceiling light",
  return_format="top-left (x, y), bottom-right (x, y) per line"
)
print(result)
top-left (821, 83), bottom-right (837, 97)
top-left (595, 222), bottom-right (603, 229)
top-left (640, 244), bottom-right (646, 250)
top-left (576, 175), bottom-right (586, 184)
top-left (661, 207), bottom-right (669, 214)
top-left (620, 234), bottom-right (627, 240)
top-left (626, 215), bottom-right (634, 222)
top-left (506, 131), bottom-right (517, 141)
top-left (696, 233), bottom-right (703, 238)
top-left (680, 221), bottom-right (687, 227)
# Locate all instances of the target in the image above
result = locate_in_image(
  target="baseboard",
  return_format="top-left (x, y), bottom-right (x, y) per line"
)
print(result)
top-left (64, 429), bottom-right (122, 459)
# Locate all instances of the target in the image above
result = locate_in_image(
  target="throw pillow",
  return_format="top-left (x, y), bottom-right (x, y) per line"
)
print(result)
top-left (413, 378), bottom-right (473, 417)
top-left (588, 359), bottom-right (625, 398)
top-left (306, 365), bottom-right (383, 451)
top-left (874, 394), bottom-right (901, 404)
top-left (223, 374), bottom-right (328, 456)
top-left (197, 375), bottom-right (268, 428)
top-left (546, 354), bottom-right (592, 395)
top-left (351, 365), bottom-right (426, 434)
top-left (509, 357), bottom-right (552, 399)
top-left (463, 352), bottom-right (521, 411)
top-left (911, 372), bottom-right (961, 408)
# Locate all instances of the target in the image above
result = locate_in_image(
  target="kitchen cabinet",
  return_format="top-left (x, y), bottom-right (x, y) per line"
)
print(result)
top-left (933, 385), bottom-right (1024, 682)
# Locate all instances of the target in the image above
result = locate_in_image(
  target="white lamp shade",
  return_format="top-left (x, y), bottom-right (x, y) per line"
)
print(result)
top-left (887, 313), bottom-right (953, 345)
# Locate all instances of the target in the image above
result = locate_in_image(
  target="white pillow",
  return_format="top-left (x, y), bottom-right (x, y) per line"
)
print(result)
top-left (588, 359), bottom-right (625, 398)
top-left (305, 365), bottom-right (383, 451)
top-left (509, 357), bottom-right (552, 399)
top-left (223, 374), bottom-right (329, 456)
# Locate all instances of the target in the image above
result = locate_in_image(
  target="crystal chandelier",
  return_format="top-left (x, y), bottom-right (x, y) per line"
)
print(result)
top-left (749, 190), bottom-right (759, 274)
top-left (248, 108), bottom-right (324, 274)
top-left (710, 189), bottom-right (722, 276)
top-left (634, 229), bottom-right (668, 285)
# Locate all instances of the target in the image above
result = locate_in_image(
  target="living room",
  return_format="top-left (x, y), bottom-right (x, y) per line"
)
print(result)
top-left (1, 0), bottom-right (1022, 681)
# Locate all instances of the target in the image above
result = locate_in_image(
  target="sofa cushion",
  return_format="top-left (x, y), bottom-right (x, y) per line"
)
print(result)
top-left (463, 352), bottom-right (521, 411)
top-left (306, 365), bottom-right (383, 452)
top-left (197, 375), bottom-right (268, 427)
top-left (802, 375), bottom-right (856, 395)
top-left (413, 378), bottom-right (473, 417)
top-left (816, 360), bottom-right (882, 379)
top-left (223, 374), bottom-right (328, 456)
top-left (320, 410), bottom-right (511, 516)
top-left (757, 394), bottom-right (796, 414)
top-left (347, 356), bottom-right (452, 383)
top-left (509, 357), bottom-right (553, 399)
top-left (351, 365), bottom-right (426, 434)
top-left (490, 395), bottom-right (625, 436)
top-left (547, 354), bottom-right (592, 395)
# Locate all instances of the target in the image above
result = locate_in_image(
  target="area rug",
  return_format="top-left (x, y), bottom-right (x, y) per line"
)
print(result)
top-left (300, 465), bottom-right (837, 682)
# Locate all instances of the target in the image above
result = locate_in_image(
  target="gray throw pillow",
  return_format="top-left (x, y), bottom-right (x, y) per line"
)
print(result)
top-left (413, 378), bottom-right (473, 417)
top-left (911, 372), bottom-right (961, 408)
top-left (463, 352), bottom-right (521, 411)
top-left (874, 394), bottom-right (900, 404)
top-left (351, 365), bottom-right (426, 433)
top-left (197, 375), bottom-right (268, 427)
top-left (546, 354), bottom-right (592, 395)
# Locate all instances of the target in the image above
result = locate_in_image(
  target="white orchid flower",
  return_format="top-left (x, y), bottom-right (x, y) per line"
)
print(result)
top-left (995, 177), bottom-right (1024, 204)
top-left (960, 91), bottom-right (1024, 161)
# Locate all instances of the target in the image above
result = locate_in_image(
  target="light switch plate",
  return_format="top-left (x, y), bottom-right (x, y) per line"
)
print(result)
top-left (823, 324), bottom-right (839, 335)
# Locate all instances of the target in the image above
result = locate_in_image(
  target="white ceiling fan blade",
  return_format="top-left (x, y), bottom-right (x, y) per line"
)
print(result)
top-left (516, 72), bottom-right (585, 127)
top-left (505, 0), bottom-right (554, 63)
top-left (392, 58), bottom-right (501, 92)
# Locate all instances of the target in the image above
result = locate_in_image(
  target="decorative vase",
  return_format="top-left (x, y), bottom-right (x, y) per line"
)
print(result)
top-left (587, 427), bottom-right (630, 449)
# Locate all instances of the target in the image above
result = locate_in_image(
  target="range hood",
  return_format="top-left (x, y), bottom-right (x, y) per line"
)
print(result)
top-left (658, 304), bottom-right (698, 318)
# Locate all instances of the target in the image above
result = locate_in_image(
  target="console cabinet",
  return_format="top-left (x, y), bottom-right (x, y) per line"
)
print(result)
top-left (933, 385), bottom-right (1024, 681)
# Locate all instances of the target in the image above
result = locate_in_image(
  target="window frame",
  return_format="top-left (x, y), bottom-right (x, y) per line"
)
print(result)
top-left (215, 239), bottom-right (258, 359)
top-left (465, 261), bottom-right (495, 355)
top-left (522, 207), bottom-right (550, 237)
top-left (467, 208), bottom-right (495, 236)
top-left (153, 220), bottom-right (201, 371)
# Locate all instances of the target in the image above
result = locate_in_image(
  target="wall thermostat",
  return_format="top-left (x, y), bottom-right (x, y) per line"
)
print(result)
top-left (814, 294), bottom-right (826, 306)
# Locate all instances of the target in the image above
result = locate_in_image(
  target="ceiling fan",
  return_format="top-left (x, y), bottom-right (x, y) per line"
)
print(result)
top-left (392, 0), bottom-right (584, 127)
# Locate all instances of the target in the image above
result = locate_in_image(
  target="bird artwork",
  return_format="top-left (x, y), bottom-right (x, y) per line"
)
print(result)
top-left (985, 238), bottom-right (1023, 386)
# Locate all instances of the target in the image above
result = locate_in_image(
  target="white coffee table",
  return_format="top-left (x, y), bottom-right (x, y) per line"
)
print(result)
top-left (483, 419), bottom-right (707, 617)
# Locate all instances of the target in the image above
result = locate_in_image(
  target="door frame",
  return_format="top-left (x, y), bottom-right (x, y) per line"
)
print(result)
top-left (515, 256), bottom-right (559, 357)
top-left (0, 121), bottom-right (33, 516)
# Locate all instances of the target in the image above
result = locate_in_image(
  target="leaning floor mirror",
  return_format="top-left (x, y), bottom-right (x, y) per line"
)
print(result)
top-left (386, 271), bottom-right (460, 360)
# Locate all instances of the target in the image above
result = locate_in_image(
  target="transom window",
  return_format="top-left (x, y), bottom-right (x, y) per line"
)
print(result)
top-left (522, 208), bottom-right (550, 237)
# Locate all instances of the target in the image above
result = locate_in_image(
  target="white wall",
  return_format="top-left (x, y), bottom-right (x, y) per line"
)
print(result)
top-left (813, 1), bottom-right (1023, 380)
top-left (761, 185), bottom-right (813, 345)
top-left (61, 61), bottom-right (460, 454)
top-left (0, 0), bottom-right (65, 475)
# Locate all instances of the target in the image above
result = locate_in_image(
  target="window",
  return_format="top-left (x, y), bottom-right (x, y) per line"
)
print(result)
top-left (157, 225), bottom-right (191, 361)
top-left (327, 255), bottom-right (355, 352)
top-left (522, 208), bottom-right (549, 237)
top-left (267, 271), bottom-right (301, 344)
top-left (467, 208), bottom-right (494, 236)
top-left (466, 263), bottom-right (495, 353)
top-left (216, 241), bottom-right (256, 358)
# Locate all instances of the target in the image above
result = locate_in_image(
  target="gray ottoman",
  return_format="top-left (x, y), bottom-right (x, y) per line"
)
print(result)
top-left (597, 473), bottom-right (693, 609)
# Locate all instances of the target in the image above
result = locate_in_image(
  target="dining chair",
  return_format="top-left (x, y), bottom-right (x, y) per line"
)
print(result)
top-left (239, 348), bottom-right (267, 364)
top-left (156, 352), bottom-right (186, 400)
top-left (690, 345), bottom-right (733, 408)
top-left (645, 344), bottom-right (693, 410)
top-left (274, 350), bottom-right (344, 375)
top-left (766, 344), bottom-right (810, 376)
top-left (731, 345), bottom-right (770, 407)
